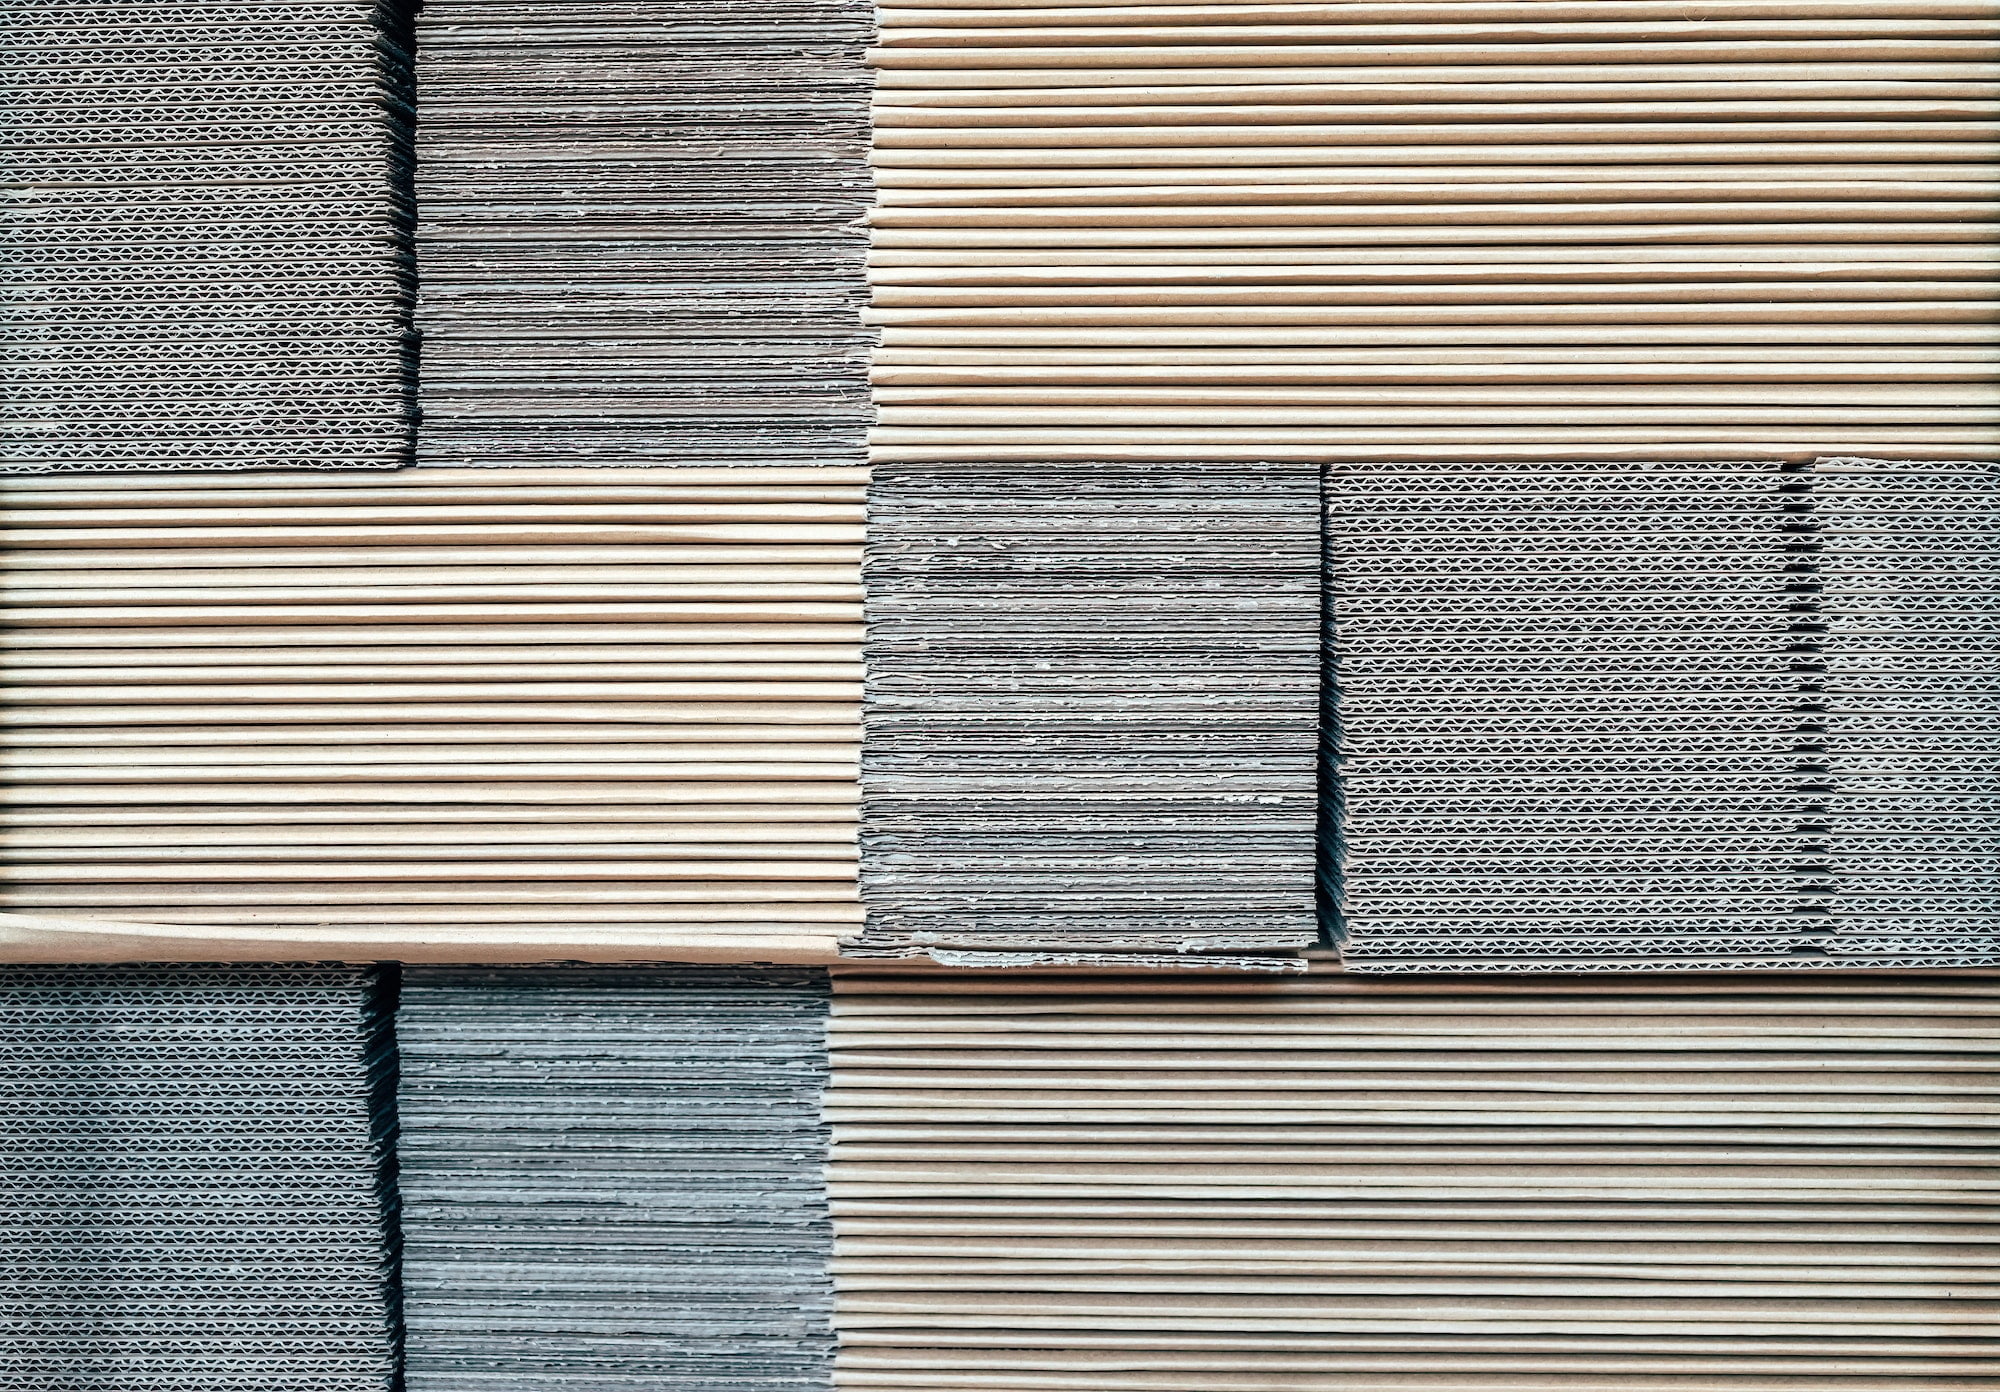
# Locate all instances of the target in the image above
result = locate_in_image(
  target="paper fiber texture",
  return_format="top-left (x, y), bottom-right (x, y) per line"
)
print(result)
top-left (826, 960), bottom-right (2000, 1391)
top-left (396, 964), bottom-right (834, 1392)
top-left (853, 461), bottom-right (1320, 967)
top-left (0, 963), bottom-right (398, 1390)
top-left (415, 0), bottom-right (874, 467)
top-left (0, 466), bottom-right (864, 962)
top-left (5, 2), bottom-right (416, 472)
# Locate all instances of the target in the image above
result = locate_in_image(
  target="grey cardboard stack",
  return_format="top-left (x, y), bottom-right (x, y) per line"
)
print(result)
top-left (395, 964), bottom-right (834, 1392)
top-left (1327, 461), bottom-right (1829, 971)
top-left (854, 463), bottom-right (1321, 968)
top-left (0, 964), bottom-right (397, 1391)
top-left (5, 1), bottom-right (415, 473)
top-left (1814, 455), bottom-right (1999, 965)
top-left (414, 0), bottom-right (874, 468)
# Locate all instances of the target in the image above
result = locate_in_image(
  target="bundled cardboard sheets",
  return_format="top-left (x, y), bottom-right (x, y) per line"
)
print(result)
top-left (863, 0), bottom-right (2000, 466)
top-left (1815, 456), bottom-right (1999, 962)
top-left (0, 467), bottom-right (863, 964)
top-left (1324, 460), bottom-right (1825, 969)
top-left (1323, 457), bottom-right (1998, 971)
top-left (414, 0), bottom-right (875, 467)
top-left (854, 462), bottom-right (1321, 966)
top-left (825, 963), bottom-right (2000, 1391)
top-left (5, 1), bottom-right (416, 472)
top-left (395, 964), bottom-right (834, 1392)
top-left (0, 964), bottom-right (398, 1390)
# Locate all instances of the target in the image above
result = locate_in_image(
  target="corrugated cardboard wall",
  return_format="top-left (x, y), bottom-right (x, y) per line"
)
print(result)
top-left (0, 467), bottom-right (864, 963)
top-left (827, 964), bottom-right (2000, 1391)
top-left (864, 0), bottom-right (2000, 464)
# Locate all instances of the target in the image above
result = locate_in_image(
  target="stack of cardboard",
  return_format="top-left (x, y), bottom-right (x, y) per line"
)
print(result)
top-left (6, 1), bottom-right (414, 472)
top-left (826, 963), bottom-right (2000, 1390)
top-left (414, 0), bottom-right (874, 468)
top-left (0, 466), bottom-right (864, 964)
top-left (1326, 461), bottom-right (1827, 969)
top-left (863, 0), bottom-right (2000, 466)
top-left (1814, 455), bottom-right (1999, 964)
top-left (0, 964), bottom-right (397, 1390)
top-left (395, 964), bottom-right (834, 1391)
top-left (855, 462), bottom-right (1320, 967)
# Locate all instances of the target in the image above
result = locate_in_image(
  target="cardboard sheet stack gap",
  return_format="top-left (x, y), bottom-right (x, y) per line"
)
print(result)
top-left (0, 964), bottom-right (397, 1390)
top-left (0, 466), bottom-right (864, 964)
top-left (864, 0), bottom-right (2000, 465)
top-left (1814, 455), bottom-right (2000, 964)
top-left (5, 2), bottom-right (415, 472)
top-left (394, 965), bottom-right (834, 1392)
top-left (854, 463), bottom-right (1320, 968)
top-left (1326, 461), bottom-right (1833, 971)
top-left (414, 0), bottom-right (874, 467)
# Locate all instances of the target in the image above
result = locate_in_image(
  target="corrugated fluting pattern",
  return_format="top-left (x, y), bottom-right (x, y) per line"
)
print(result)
top-left (853, 463), bottom-right (1320, 967)
top-left (0, 467), bottom-right (864, 962)
top-left (414, 0), bottom-right (875, 468)
top-left (6, 1), bottom-right (416, 472)
top-left (1814, 455), bottom-right (1999, 960)
top-left (827, 965), bottom-right (2000, 1392)
top-left (0, 964), bottom-right (397, 1391)
top-left (1323, 460), bottom-right (1838, 972)
top-left (395, 964), bottom-right (833, 1392)
top-left (864, 0), bottom-right (2000, 464)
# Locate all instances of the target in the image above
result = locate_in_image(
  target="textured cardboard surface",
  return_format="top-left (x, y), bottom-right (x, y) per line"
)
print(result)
top-left (862, 0), bottom-right (2000, 464)
top-left (827, 961), bottom-right (2000, 1390)
top-left (6, 2), bottom-right (416, 472)
top-left (396, 964), bottom-right (834, 1392)
top-left (853, 462), bottom-right (1320, 967)
top-left (0, 963), bottom-right (398, 1389)
top-left (0, 467), bottom-right (865, 962)
top-left (415, 0), bottom-right (874, 467)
